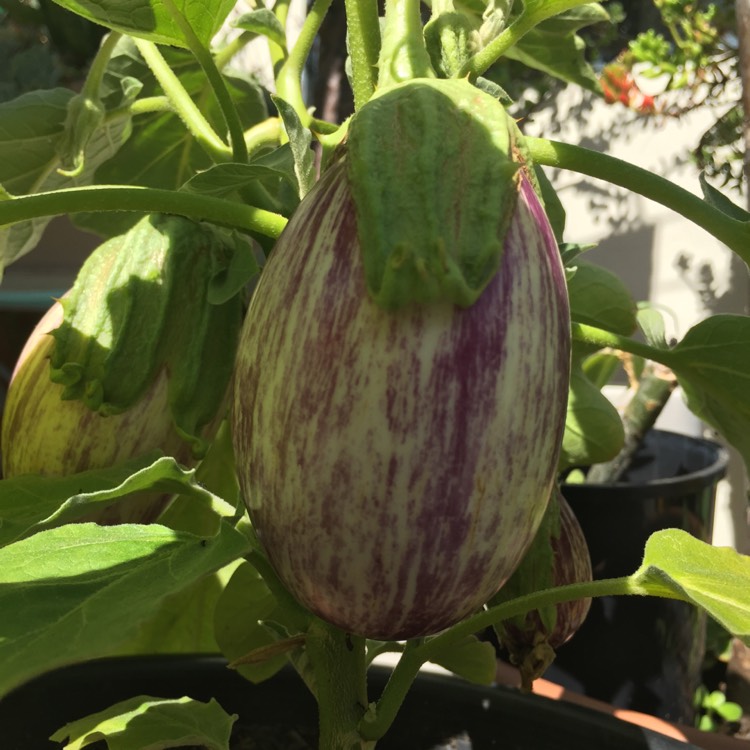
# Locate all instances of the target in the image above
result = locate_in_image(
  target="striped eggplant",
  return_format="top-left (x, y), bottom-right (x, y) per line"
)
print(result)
top-left (2, 214), bottom-right (242, 524)
top-left (1, 301), bottom-right (190, 523)
top-left (493, 489), bottom-right (592, 687)
top-left (232, 81), bottom-right (571, 639)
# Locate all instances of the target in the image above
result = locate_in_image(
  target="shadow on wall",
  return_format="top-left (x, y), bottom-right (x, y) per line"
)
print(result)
top-left (579, 225), bottom-right (656, 309)
top-left (676, 249), bottom-right (750, 318)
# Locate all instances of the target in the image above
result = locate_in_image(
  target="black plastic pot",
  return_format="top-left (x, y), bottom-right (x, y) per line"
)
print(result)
top-left (0, 655), bottom-right (702, 749)
top-left (552, 429), bottom-right (729, 724)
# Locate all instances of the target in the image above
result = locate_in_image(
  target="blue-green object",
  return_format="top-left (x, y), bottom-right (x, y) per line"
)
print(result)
top-left (0, 290), bottom-right (64, 310)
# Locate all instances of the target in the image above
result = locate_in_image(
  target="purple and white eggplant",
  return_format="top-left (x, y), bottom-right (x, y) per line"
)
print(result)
top-left (493, 489), bottom-right (593, 688)
top-left (232, 81), bottom-right (571, 639)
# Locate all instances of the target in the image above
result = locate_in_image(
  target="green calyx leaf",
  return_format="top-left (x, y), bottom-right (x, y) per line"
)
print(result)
top-left (424, 8), bottom-right (476, 77)
top-left (347, 78), bottom-right (521, 309)
top-left (56, 93), bottom-right (106, 178)
top-left (50, 214), bottom-right (244, 457)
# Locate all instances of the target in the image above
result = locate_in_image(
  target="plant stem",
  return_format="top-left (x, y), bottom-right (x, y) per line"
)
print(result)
top-left (135, 39), bottom-right (232, 163)
top-left (81, 31), bottom-right (122, 100)
top-left (0, 185), bottom-right (287, 238)
top-left (344, 0), bottom-right (381, 109)
top-left (378, 0), bottom-right (436, 88)
top-left (244, 117), bottom-right (282, 156)
top-left (571, 322), bottom-right (677, 366)
top-left (161, 0), bottom-right (248, 163)
top-left (526, 136), bottom-right (750, 268)
top-left (128, 96), bottom-right (174, 116)
top-left (361, 576), bottom-right (640, 741)
top-left (586, 363), bottom-right (678, 483)
top-left (244, 548), bottom-right (310, 631)
top-left (271, 0), bottom-right (292, 71)
top-left (275, 0), bottom-right (335, 126)
top-left (214, 29), bottom-right (252, 71)
top-left (305, 620), bottom-right (373, 750)
top-left (458, 0), bottom-right (600, 79)
top-left (358, 641), bottom-right (424, 742)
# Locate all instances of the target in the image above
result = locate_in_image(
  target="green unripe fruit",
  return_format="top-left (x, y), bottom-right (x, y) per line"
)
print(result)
top-left (1, 300), bottom-right (196, 524)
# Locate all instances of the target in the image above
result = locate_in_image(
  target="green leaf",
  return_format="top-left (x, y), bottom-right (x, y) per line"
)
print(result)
top-left (506, 34), bottom-right (599, 91)
top-left (234, 9), bottom-right (288, 50)
top-left (50, 695), bottom-right (236, 750)
top-left (715, 700), bottom-right (744, 723)
top-left (0, 88), bottom-right (131, 271)
top-left (191, 420), bottom-right (242, 517)
top-left (633, 529), bottom-right (750, 646)
top-left (568, 261), bottom-right (638, 336)
top-left (520, 0), bottom-right (609, 24)
top-left (534, 165), bottom-right (565, 241)
top-left (429, 635), bottom-right (497, 686)
top-left (115, 565), bottom-right (239, 655)
top-left (637, 304), bottom-right (669, 349)
top-left (581, 350), bottom-right (621, 389)
top-left (560, 242), bottom-right (596, 265)
top-left (272, 95), bottom-right (315, 199)
top-left (0, 454), bottom-right (230, 547)
top-left (505, 6), bottom-right (610, 92)
top-left (181, 161), bottom-right (296, 198)
top-left (698, 715), bottom-right (717, 732)
top-left (52, 0), bottom-right (236, 48)
top-left (74, 40), bottom-right (268, 237)
top-left (699, 173), bottom-right (750, 222)
top-left (534, 3), bottom-right (610, 34)
top-left (207, 233), bottom-right (260, 305)
top-left (703, 690), bottom-right (727, 710)
top-left (668, 315), bottom-right (750, 475)
top-left (213, 561), bottom-right (294, 684)
top-left (0, 522), bottom-right (250, 698)
top-left (560, 358), bottom-right (625, 469)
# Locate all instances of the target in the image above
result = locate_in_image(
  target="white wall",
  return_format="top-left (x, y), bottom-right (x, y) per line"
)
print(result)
top-left (523, 85), bottom-right (750, 552)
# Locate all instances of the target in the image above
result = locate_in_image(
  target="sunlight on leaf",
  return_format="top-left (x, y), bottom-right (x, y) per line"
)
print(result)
top-left (429, 635), bottom-right (497, 685)
top-left (50, 695), bottom-right (235, 750)
top-left (51, 0), bottom-right (236, 48)
top-left (214, 561), bottom-right (295, 684)
top-left (634, 529), bottom-right (750, 646)
top-left (0, 522), bottom-right (250, 698)
top-left (0, 88), bottom-right (131, 270)
top-left (669, 315), bottom-right (750, 476)
top-left (0, 454), bottom-right (235, 547)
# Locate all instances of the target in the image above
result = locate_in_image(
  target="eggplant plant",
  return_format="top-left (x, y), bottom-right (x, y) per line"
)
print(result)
top-left (0, 0), bottom-right (749, 748)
